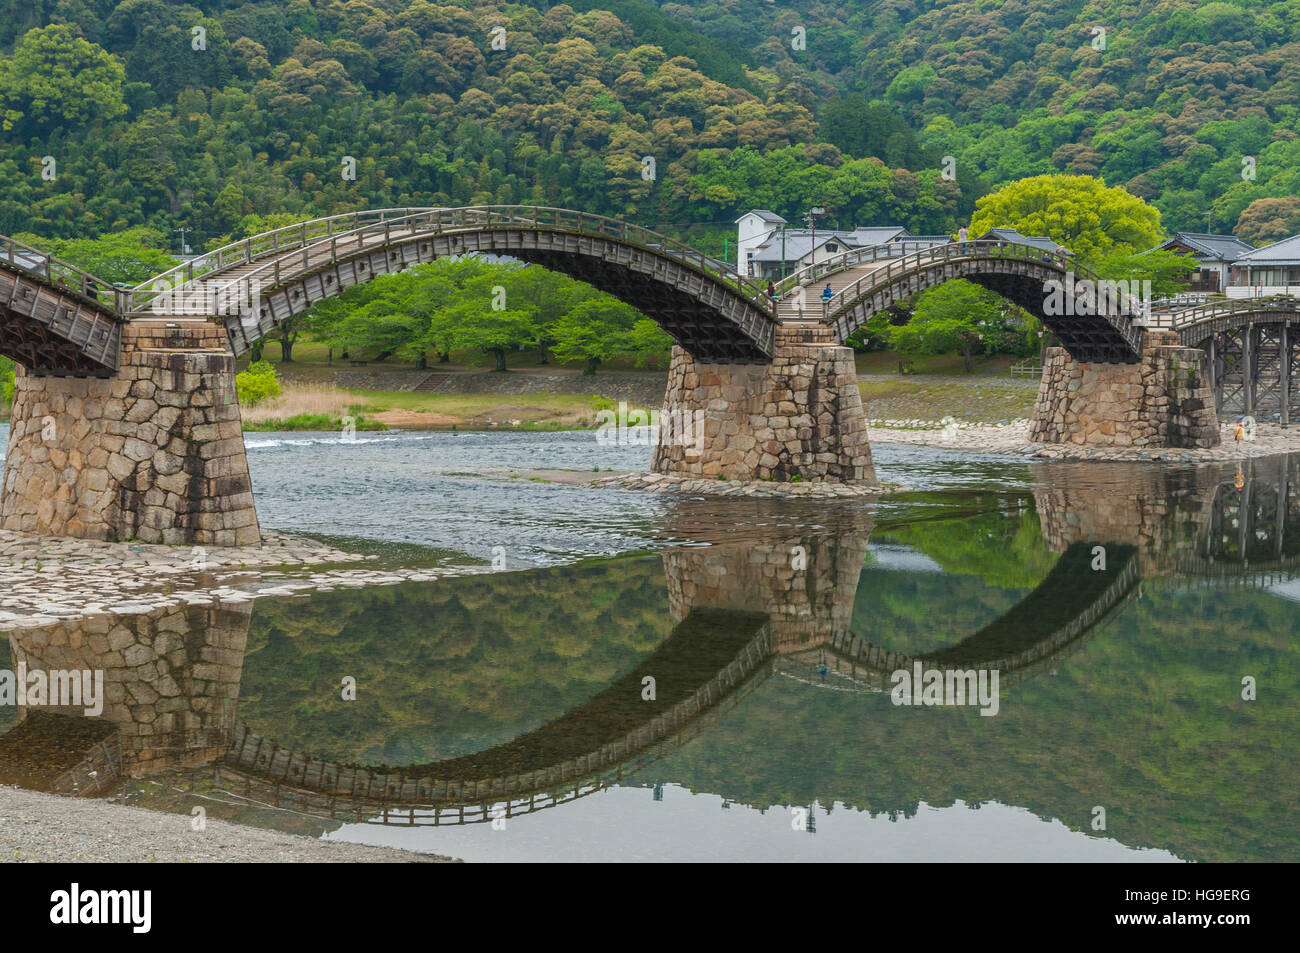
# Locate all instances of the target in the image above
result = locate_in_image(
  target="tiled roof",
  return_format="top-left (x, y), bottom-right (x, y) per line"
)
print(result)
top-left (977, 228), bottom-right (1070, 255)
top-left (736, 209), bottom-right (788, 224)
top-left (747, 226), bottom-right (910, 261)
top-left (1159, 232), bottom-right (1255, 261)
top-left (1233, 233), bottom-right (1300, 264)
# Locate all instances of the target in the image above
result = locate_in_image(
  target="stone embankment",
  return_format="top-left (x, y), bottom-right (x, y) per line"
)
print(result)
top-left (0, 530), bottom-right (485, 630)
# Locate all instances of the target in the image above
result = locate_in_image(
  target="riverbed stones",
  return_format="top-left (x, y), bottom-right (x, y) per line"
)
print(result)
top-left (651, 325), bottom-right (876, 483)
top-left (1030, 331), bottom-right (1221, 449)
top-left (1, 321), bottom-right (260, 546)
top-left (592, 471), bottom-right (888, 498)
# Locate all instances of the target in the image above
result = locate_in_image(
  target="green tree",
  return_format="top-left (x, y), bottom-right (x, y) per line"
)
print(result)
top-left (550, 297), bottom-right (642, 374)
top-left (1092, 248), bottom-right (1199, 299)
top-left (19, 228), bottom-right (177, 286)
top-left (447, 305), bottom-right (538, 372)
top-left (969, 174), bottom-right (1164, 263)
top-left (891, 281), bottom-right (1018, 372)
top-left (235, 360), bottom-right (281, 406)
top-left (0, 25), bottom-right (127, 132)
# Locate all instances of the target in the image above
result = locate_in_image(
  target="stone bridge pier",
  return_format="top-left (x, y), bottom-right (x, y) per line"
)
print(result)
top-left (1, 321), bottom-right (259, 546)
top-left (1031, 330), bottom-right (1221, 449)
top-left (652, 325), bottom-right (875, 483)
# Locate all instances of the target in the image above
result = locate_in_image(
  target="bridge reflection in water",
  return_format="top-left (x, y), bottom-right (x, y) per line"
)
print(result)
top-left (0, 457), bottom-right (1296, 849)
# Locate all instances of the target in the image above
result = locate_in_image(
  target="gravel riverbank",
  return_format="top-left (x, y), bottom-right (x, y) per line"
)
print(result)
top-left (0, 787), bottom-right (452, 862)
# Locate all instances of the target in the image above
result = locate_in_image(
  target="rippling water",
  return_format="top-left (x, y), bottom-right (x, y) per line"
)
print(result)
top-left (242, 428), bottom-right (1046, 563)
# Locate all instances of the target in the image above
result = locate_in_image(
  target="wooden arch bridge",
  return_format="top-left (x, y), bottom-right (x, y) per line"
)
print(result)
top-left (3, 208), bottom-right (1153, 371)
top-left (0, 206), bottom-right (1287, 545)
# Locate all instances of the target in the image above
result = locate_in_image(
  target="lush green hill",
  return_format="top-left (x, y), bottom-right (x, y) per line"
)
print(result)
top-left (662, 0), bottom-right (1300, 239)
top-left (0, 0), bottom-right (1295, 253)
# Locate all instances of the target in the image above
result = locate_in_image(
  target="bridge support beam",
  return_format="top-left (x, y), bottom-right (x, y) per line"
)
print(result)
top-left (1030, 331), bottom-right (1220, 449)
top-left (1, 322), bottom-right (260, 545)
top-left (651, 325), bottom-right (875, 483)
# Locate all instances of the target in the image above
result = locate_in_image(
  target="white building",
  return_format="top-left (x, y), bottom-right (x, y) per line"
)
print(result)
top-left (1226, 233), bottom-right (1300, 298)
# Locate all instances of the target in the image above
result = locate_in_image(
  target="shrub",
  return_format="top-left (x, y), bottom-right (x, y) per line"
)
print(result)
top-left (0, 355), bottom-right (14, 410)
top-left (236, 360), bottom-right (281, 406)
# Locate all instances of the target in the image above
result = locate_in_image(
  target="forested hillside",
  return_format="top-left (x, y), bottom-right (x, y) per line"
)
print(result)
top-left (1, 0), bottom-right (1298, 253)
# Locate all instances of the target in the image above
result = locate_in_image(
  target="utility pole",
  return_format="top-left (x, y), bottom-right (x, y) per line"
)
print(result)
top-left (173, 226), bottom-right (191, 256)
top-left (806, 206), bottom-right (826, 268)
top-left (780, 224), bottom-right (787, 280)
top-left (1204, 209), bottom-right (1214, 233)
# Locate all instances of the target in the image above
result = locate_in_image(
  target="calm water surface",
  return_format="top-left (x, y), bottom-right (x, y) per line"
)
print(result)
top-left (1, 424), bottom-right (1296, 861)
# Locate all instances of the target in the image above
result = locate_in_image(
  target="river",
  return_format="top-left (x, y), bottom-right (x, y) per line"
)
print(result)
top-left (1, 424), bottom-right (1297, 861)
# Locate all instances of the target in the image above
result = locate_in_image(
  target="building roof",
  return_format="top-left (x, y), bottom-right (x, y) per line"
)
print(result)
top-left (747, 226), bottom-right (910, 262)
top-left (1158, 232), bottom-right (1255, 262)
top-left (736, 209), bottom-right (788, 224)
top-left (1233, 233), bottom-right (1300, 264)
top-left (978, 228), bottom-right (1070, 255)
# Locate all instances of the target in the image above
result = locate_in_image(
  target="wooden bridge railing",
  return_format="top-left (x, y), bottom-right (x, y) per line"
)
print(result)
top-left (816, 241), bottom-right (1154, 355)
top-left (129, 206), bottom-right (776, 320)
top-left (0, 235), bottom-right (129, 314)
top-left (1166, 294), bottom-right (1300, 333)
top-left (770, 239), bottom-right (953, 301)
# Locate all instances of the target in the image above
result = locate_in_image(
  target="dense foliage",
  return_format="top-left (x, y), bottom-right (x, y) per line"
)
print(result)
top-left (3, 0), bottom-right (1297, 248)
top-left (296, 257), bottom-right (674, 370)
top-left (234, 359), bottom-right (282, 404)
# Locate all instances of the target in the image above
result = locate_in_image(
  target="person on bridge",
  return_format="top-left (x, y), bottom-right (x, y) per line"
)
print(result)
top-left (821, 283), bottom-right (834, 303)
top-left (767, 280), bottom-right (777, 301)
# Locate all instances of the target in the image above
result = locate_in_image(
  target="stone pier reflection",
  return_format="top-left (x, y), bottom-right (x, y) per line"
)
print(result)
top-left (0, 602), bottom-right (250, 792)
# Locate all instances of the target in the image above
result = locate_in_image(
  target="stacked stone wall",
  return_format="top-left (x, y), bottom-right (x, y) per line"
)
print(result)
top-left (651, 326), bottom-right (874, 483)
top-left (663, 523), bottom-right (872, 653)
top-left (1030, 462), bottom-right (1221, 575)
top-left (1, 321), bottom-right (260, 545)
top-left (6, 602), bottom-right (251, 777)
top-left (1030, 331), bottom-right (1220, 449)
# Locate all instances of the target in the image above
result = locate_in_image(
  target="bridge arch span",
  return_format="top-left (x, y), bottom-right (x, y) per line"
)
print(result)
top-left (131, 207), bottom-right (778, 364)
top-left (783, 240), bottom-right (1146, 364)
top-left (0, 236), bottom-right (123, 375)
